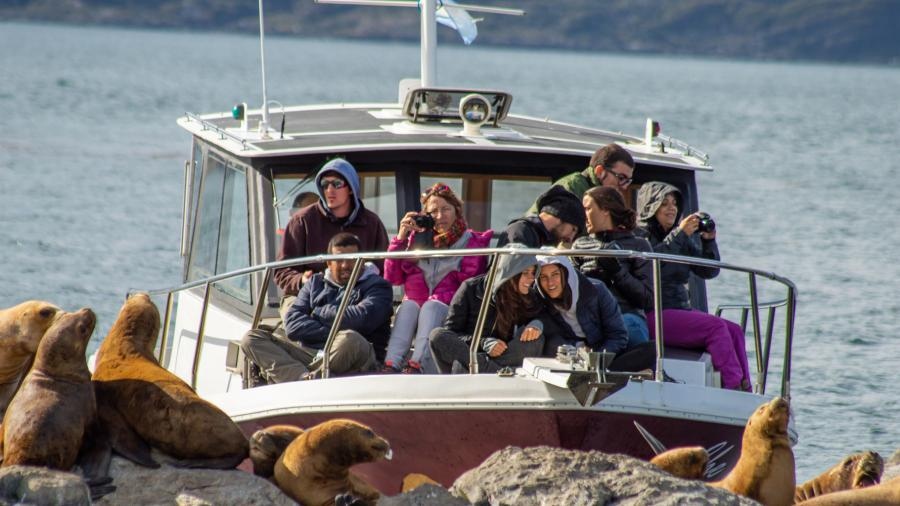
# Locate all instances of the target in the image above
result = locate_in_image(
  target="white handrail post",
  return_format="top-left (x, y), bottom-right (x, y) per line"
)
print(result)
top-left (421, 0), bottom-right (437, 86)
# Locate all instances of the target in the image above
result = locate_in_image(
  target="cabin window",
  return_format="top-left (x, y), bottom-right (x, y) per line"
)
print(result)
top-left (187, 154), bottom-right (251, 303)
top-left (420, 173), bottom-right (550, 236)
top-left (272, 172), bottom-right (399, 245)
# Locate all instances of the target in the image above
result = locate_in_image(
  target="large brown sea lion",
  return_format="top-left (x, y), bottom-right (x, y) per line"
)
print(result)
top-left (794, 450), bottom-right (884, 502)
top-left (1, 309), bottom-right (110, 487)
top-left (274, 419), bottom-right (392, 506)
top-left (0, 300), bottom-right (63, 417)
top-left (251, 424), bottom-right (305, 478)
top-left (795, 475), bottom-right (900, 505)
top-left (650, 446), bottom-right (709, 480)
top-left (92, 293), bottom-right (249, 468)
top-left (709, 397), bottom-right (795, 506)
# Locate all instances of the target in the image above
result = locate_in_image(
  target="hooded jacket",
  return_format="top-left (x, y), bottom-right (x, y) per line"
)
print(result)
top-left (384, 229), bottom-right (493, 306)
top-left (636, 181), bottom-right (720, 310)
top-left (572, 230), bottom-right (654, 316)
top-left (274, 158), bottom-right (390, 295)
top-left (535, 255), bottom-right (629, 354)
top-left (284, 262), bottom-right (392, 360)
top-left (441, 248), bottom-right (555, 350)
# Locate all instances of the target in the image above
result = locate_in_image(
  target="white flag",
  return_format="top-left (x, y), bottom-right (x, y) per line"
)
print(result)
top-left (435, 0), bottom-right (479, 45)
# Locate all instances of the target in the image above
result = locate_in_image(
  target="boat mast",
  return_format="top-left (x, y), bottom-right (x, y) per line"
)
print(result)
top-left (258, 0), bottom-right (271, 137)
top-left (421, 0), bottom-right (438, 86)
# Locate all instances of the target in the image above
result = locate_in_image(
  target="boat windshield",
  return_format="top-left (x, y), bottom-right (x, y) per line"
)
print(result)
top-left (273, 171), bottom-right (551, 243)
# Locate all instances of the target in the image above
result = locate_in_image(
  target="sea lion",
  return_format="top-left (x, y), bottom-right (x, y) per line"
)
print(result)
top-left (1, 309), bottom-right (110, 484)
top-left (92, 293), bottom-right (249, 468)
top-left (794, 475), bottom-right (900, 505)
top-left (251, 424), bottom-right (305, 478)
top-left (709, 397), bottom-right (795, 506)
top-left (274, 419), bottom-right (392, 506)
top-left (650, 446), bottom-right (709, 480)
top-left (0, 300), bottom-right (63, 417)
top-left (402, 473), bottom-right (440, 492)
top-left (795, 450), bottom-right (884, 503)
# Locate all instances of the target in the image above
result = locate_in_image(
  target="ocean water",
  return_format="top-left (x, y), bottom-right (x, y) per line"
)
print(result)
top-left (1, 22), bottom-right (899, 481)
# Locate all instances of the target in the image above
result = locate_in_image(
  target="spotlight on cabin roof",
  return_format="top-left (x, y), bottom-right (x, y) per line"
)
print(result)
top-left (402, 87), bottom-right (512, 127)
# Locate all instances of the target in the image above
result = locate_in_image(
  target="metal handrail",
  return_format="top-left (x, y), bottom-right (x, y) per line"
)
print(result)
top-left (141, 246), bottom-right (797, 398)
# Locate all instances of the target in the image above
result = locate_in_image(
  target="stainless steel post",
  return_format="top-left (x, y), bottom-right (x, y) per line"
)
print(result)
top-left (322, 258), bottom-right (365, 379)
top-left (469, 253), bottom-right (502, 374)
top-left (652, 258), bottom-right (665, 382)
top-left (191, 282), bottom-right (212, 389)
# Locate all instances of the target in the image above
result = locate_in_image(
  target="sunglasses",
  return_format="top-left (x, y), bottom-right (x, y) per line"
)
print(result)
top-left (320, 178), bottom-right (347, 190)
top-left (606, 168), bottom-right (633, 186)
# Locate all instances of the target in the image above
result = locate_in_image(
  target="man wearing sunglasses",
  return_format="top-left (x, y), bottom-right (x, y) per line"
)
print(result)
top-left (526, 143), bottom-right (636, 214)
top-left (275, 157), bottom-right (389, 297)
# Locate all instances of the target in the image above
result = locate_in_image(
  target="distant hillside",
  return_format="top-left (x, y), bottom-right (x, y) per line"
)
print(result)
top-left (4, 0), bottom-right (899, 64)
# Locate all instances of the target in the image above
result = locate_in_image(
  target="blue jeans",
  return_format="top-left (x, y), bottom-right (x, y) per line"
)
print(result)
top-left (622, 312), bottom-right (649, 348)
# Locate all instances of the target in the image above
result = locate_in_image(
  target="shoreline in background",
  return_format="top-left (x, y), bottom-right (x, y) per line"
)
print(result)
top-left (3, 0), bottom-right (900, 66)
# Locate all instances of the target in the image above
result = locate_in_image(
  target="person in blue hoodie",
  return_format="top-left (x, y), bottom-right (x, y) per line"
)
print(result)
top-left (241, 233), bottom-right (393, 385)
top-left (275, 157), bottom-right (389, 296)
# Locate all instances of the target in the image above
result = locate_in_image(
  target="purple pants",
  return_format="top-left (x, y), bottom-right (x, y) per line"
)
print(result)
top-left (647, 309), bottom-right (751, 390)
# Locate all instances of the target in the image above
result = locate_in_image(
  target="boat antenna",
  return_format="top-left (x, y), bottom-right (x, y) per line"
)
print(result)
top-left (315, 0), bottom-right (524, 87)
top-left (258, 0), bottom-right (271, 138)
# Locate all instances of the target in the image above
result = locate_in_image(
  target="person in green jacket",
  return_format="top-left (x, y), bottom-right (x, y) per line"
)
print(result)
top-left (526, 143), bottom-right (636, 215)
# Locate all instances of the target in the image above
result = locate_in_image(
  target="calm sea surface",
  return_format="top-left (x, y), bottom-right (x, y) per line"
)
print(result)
top-left (2, 22), bottom-right (899, 481)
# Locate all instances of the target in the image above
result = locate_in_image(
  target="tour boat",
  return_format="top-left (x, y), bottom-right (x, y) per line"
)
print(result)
top-left (149, 0), bottom-right (799, 494)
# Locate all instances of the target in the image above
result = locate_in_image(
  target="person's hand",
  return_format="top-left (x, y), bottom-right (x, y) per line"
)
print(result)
top-left (678, 213), bottom-right (700, 236)
top-left (488, 340), bottom-right (508, 357)
top-left (519, 326), bottom-right (542, 342)
top-left (397, 211), bottom-right (425, 240)
top-left (301, 270), bottom-right (314, 283)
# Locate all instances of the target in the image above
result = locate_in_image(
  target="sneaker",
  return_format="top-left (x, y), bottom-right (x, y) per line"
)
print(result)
top-left (246, 363), bottom-right (268, 388)
top-left (402, 361), bottom-right (423, 374)
top-left (381, 360), bottom-right (401, 374)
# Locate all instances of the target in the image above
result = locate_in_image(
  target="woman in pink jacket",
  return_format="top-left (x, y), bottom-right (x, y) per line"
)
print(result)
top-left (383, 183), bottom-right (493, 373)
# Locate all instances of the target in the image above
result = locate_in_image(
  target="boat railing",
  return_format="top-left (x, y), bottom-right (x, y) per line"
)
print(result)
top-left (139, 247), bottom-right (796, 400)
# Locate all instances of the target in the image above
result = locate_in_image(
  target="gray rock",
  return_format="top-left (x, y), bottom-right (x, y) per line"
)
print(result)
top-left (450, 446), bottom-right (758, 506)
top-left (94, 456), bottom-right (296, 506)
top-left (0, 465), bottom-right (91, 506)
top-left (378, 483), bottom-right (470, 506)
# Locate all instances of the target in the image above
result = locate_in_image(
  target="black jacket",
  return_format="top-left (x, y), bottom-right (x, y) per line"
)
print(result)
top-left (573, 230), bottom-right (654, 316)
top-left (496, 215), bottom-right (554, 248)
top-left (636, 182), bottom-right (720, 310)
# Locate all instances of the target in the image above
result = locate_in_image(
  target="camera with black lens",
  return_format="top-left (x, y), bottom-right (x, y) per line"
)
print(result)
top-left (697, 212), bottom-right (716, 233)
top-left (413, 213), bottom-right (435, 230)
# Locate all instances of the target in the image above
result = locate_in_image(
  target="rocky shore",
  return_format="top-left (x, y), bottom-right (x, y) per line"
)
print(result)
top-left (3, 446), bottom-right (897, 505)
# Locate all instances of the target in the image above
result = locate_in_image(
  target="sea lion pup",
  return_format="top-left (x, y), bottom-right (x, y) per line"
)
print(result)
top-left (709, 397), bottom-right (795, 506)
top-left (1, 309), bottom-right (111, 487)
top-left (274, 419), bottom-right (392, 506)
top-left (92, 293), bottom-right (249, 468)
top-left (794, 475), bottom-right (900, 505)
top-left (251, 424), bottom-right (305, 478)
top-left (794, 450), bottom-right (884, 502)
top-left (0, 300), bottom-right (63, 418)
top-left (402, 473), bottom-right (440, 492)
top-left (650, 446), bottom-right (709, 480)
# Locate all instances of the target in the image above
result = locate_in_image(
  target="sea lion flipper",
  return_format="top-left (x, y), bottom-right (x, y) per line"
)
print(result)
top-left (89, 484), bottom-right (117, 501)
top-left (167, 454), bottom-right (247, 469)
top-left (77, 421), bottom-right (113, 485)
top-left (98, 402), bottom-right (160, 468)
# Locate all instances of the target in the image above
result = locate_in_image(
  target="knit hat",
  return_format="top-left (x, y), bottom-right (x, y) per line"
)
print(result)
top-left (536, 186), bottom-right (586, 235)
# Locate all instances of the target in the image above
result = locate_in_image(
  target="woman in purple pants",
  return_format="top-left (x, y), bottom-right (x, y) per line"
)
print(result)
top-left (636, 182), bottom-right (751, 391)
